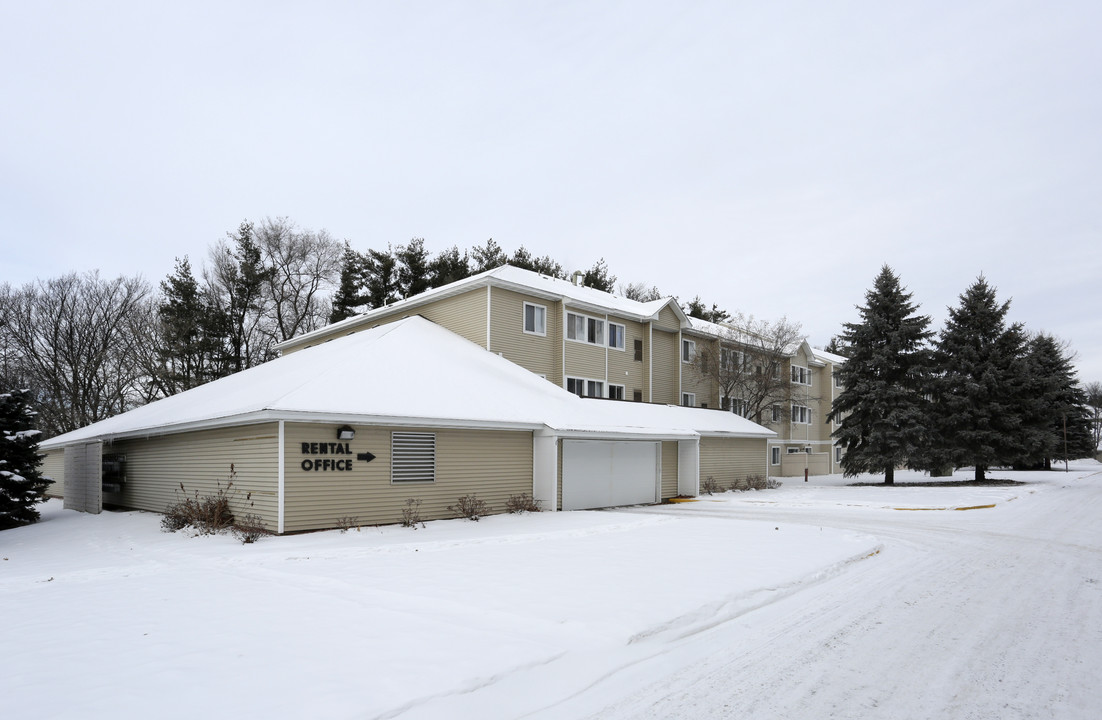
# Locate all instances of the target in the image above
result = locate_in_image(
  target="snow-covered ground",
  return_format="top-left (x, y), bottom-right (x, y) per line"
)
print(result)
top-left (3, 462), bottom-right (1101, 719)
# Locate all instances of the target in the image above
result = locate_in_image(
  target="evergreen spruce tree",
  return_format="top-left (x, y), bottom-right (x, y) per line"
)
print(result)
top-left (827, 266), bottom-right (932, 484)
top-left (1022, 334), bottom-right (1094, 466)
top-left (0, 388), bottom-right (52, 529)
top-left (931, 276), bottom-right (1031, 480)
top-left (510, 246), bottom-right (565, 278)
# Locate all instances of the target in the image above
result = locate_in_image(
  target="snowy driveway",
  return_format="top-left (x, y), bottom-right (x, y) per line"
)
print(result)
top-left (3, 464), bottom-right (1101, 719)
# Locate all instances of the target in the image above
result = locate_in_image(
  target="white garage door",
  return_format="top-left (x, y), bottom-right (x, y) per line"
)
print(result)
top-left (562, 440), bottom-right (659, 511)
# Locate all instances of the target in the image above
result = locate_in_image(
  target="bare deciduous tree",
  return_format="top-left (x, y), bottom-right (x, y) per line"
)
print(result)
top-left (0, 272), bottom-right (152, 436)
top-left (690, 312), bottom-right (807, 426)
top-left (253, 216), bottom-right (342, 342)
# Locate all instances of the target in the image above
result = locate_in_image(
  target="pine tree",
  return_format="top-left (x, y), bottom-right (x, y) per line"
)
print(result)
top-left (930, 276), bottom-right (1031, 481)
top-left (510, 246), bottom-right (565, 278)
top-left (364, 247), bottom-right (399, 308)
top-left (329, 245), bottom-right (368, 323)
top-left (0, 388), bottom-right (52, 529)
top-left (581, 258), bottom-right (616, 292)
top-left (470, 239), bottom-right (507, 273)
top-left (827, 266), bottom-right (932, 484)
top-left (157, 257), bottom-right (222, 394)
top-left (429, 246), bottom-right (471, 288)
top-left (396, 238), bottom-right (432, 299)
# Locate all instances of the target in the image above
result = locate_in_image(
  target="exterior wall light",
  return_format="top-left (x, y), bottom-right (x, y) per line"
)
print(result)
top-left (337, 425), bottom-right (355, 440)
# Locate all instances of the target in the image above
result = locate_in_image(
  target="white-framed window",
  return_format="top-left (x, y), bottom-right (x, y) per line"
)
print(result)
top-left (791, 404), bottom-right (811, 424)
top-left (722, 396), bottom-right (747, 416)
top-left (771, 447), bottom-right (780, 465)
top-left (523, 302), bottom-right (546, 336)
top-left (791, 365), bottom-right (811, 386)
top-left (721, 348), bottom-right (744, 372)
top-left (682, 392), bottom-right (696, 407)
top-left (834, 371), bottom-right (843, 389)
top-left (608, 384), bottom-right (625, 400)
top-left (607, 322), bottom-right (626, 350)
top-left (771, 405), bottom-right (781, 423)
top-left (391, 432), bottom-right (435, 483)
top-left (835, 445), bottom-right (843, 463)
top-left (566, 312), bottom-right (604, 346)
top-left (567, 376), bottom-right (604, 398)
top-left (682, 339), bottom-right (696, 363)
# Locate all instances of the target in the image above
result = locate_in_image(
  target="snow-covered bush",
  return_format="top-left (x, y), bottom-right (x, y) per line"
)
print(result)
top-left (0, 389), bottom-right (52, 530)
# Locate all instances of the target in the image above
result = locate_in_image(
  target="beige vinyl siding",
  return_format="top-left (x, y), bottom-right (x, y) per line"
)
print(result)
top-left (564, 337), bottom-right (608, 387)
top-left (103, 424), bottom-right (279, 527)
top-left (661, 440), bottom-right (678, 499)
top-left (281, 288), bottom-right (488, 355)
top-left (488, 287), bottom-right (558, 379)
top-left (655, 304), bottom-right (681, 332)
top-left (283, 423), bottom-right (532, 532)
top-left (651, 329), bottom-right (679, 405)
top-left (415, 289), bottom-right (488, 347)
top-left (607, 317), bottom-right (646, 401)
top-left (680, 336), bottom-right (717, 408)
top-left (41, 449), bottom-right (66, 498)
top-left (700, 437), bottom-right (768, 490)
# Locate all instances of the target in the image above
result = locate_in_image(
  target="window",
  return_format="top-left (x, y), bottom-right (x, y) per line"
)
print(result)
top-left (682, 339), bottom-right (696, 363)
top-left (391, 432), bottom-right (435, 483)
top-left (835, 445), bottom-right (843, 463)
top-left (834, 371), bottom-right (843, 389)
top-left (791, 365), bottom-right (811, 386)
top-left (771, 447), bottom-right (780, 465)
top-left (607, 322), bottom-right (626, 350)
top-left (723, 396), bottom-right (747, 416)
top-left (523, 303), bottom-right (546, 336)
top-left (721, 348), bottom-right (743, 372)
top-left (634, 339), bottom-right (643, 361)
top-left (682, 392), bottom-right (696, 407)
top-left (608, 384), bottom-right (625, 400)
top-left (566, 312), bottom-right (604, 345)
top-left (787, 447), bottom-right (802, 454)
top-left (771, 405), bottom-right (781, 423)
top-left (567, 377), bottom-right (604, 398)
top-left (633, 389), bottom-right (643, 402)
top-left (791, 404), bottom-right (810, 424)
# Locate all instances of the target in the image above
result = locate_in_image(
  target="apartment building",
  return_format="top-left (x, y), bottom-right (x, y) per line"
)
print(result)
top-left (278, 264), bottom-right (845, 477)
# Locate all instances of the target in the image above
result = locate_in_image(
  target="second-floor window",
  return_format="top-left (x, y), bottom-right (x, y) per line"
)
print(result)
top-left (567, 312), bottom-right (604, 345)
top-left (682, 339), bottom-right (696, 363)
top-left (682, 392), bottom-right (696, 407)
top-left (791, 365), bottom-right (811, 385)
top-left (524, 302), bottom-right (546, 336)
top-left (791, 404), bottom-right (811, 424)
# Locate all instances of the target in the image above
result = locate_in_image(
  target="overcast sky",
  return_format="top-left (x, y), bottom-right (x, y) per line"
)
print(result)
top-left (3, 1), bottom-right (1099, 380)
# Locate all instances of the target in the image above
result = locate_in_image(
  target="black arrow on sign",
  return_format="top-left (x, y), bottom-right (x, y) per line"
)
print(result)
top-left (357, 452), bottom-right (376, 463)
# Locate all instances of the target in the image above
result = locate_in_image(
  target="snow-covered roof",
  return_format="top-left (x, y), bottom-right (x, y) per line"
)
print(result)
top-left (276, 264), bottom-right (688, 351)
top-left (43, 317), bottom-right (773, 449)
top-left (812, 348), bottom-right (847, 365)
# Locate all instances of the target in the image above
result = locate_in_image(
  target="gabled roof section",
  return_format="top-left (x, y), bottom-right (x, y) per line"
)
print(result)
top-left (43, 316), bottom-right (775, 449)
top-left (276, 264), bottom-right (688, 352)
top-left (812, 347), bottom-right (847, 365)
